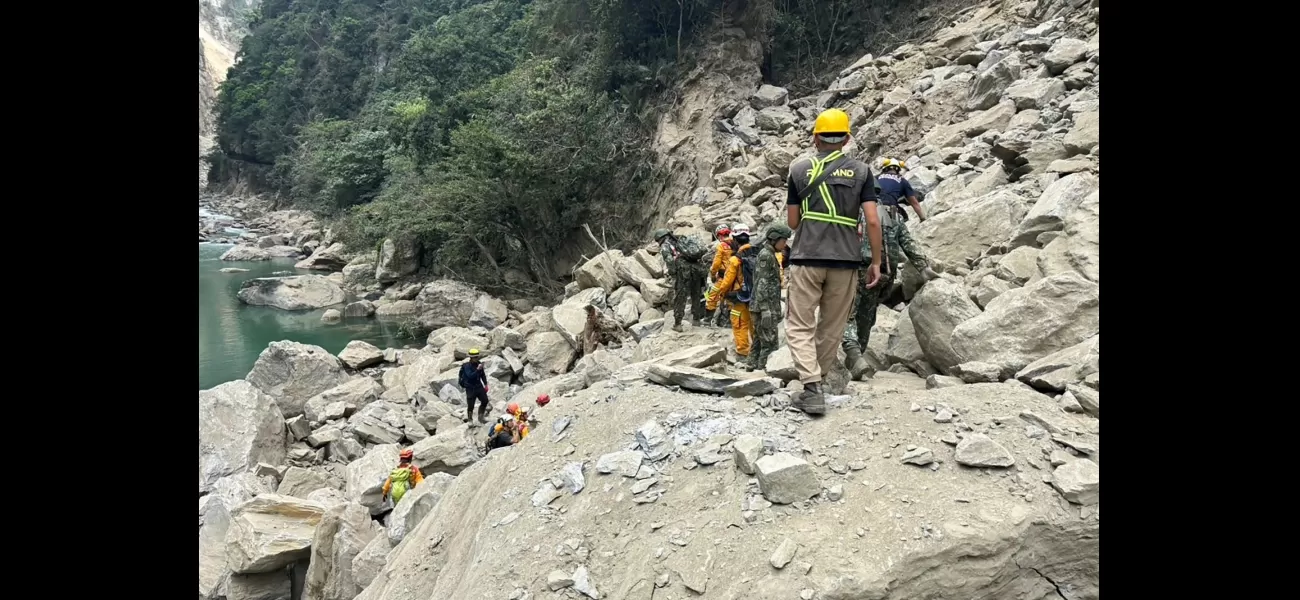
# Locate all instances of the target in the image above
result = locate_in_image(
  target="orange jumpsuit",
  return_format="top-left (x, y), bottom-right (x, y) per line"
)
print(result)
top-left (705, 244), bottom-right (754, 356)
top-left (709, 238), bottom-right (734, 282)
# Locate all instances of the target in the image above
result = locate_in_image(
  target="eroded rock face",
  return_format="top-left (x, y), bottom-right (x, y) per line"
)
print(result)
top-left (199, 380), bottom-right (286, 494)
top-left (303, 501), bottom-right (383, 600)
top-left (386, 472), bottom-right (457, 545)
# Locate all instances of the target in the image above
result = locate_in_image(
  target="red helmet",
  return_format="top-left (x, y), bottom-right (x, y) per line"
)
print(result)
top-left (507, 402), bottom-right (521, 415)
top-left (399, 449), bottom-right (414, 460)
top-left (536, 394), bottom-right (551, 407)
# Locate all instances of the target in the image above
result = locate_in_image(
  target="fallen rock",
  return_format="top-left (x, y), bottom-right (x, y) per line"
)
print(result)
top-left (732, 434), bottom-right (764, 475)
top-left (1043, 38), bottom-right (1089, 74)
top-left (350, 535), bottom-right (392, 590)
top-left (952, 361), bottom-right (1003, 383)
top-left (342, 300), bottom-right (376, 318)
top-left (636, 421), bottom-right (671, 461)
top-left (770, 538), bottom-right (799, 569)
top-left (908, 278), bottom-right (983, 374)
top-left (375, 238), bottom-right (419, 283)
top-left (414, 280), bottom-right (481, 328)
top-left (551, 303), bottom-right (588, 349)
top-left (225, 494), bottom-right (327, 574)
top-left (276, 467), bottom-right (334, 499)
top-left (764, 346), bottom-right (800, 380)
top-left (1015, 334), bottom-right (1099, 392)
top-left (645, 363), bottom-right (738, 394)
top-left (751, 84), bottom-right (789, 108)
top-left (247, 341), bottom-right (351, 418)
top-left (303, 378), bottom-right (381, 426)
top-left (199, 380), bottom-right (286, 494)
top-left (296, 242), bottom-right (349, 271)
top-left (411, 424), bottom-right (480, 475)
top-left (951, 273), bottom-right (1099, 374)
top-left (1067, 383), bottom-right (1100, 418)
top-left (548, 571), bottom-right (574, 591)
top-left (954, 434), bottom-right (1015, 468)
top-left (237, 275), bottom-right (347, 310)
top-left (576, 250), bottom-right (624, 293)
top-left (596, 450), bottom-right (643, 477)
top-left (1013, 173), bottom-right (1099, 246)
top-left (226, 571), bottom-right (292, 600)
top-left (345, 444), bottom-right (401, 513)
top-left (303, 501), bottom-right (382, 600)
top-left (572, 565), bottom-right (599, 599)
top-left (629, 318), bottom-right (664, 341)
top-left (338, 341), bottom-right (384, 370)
top-left (1005, 77), bottom-right (1065, 110)
top-left (526, 331), bottom-right (578, 376)
top-left (913, 190), bottom-right (1027, 267)
top-left (221, 245), bottom-right (272, 261)
top-left (386, 473), bottom-right (456, 545)
top-left (649, 344), bottom-right (727, 369)
top-left (1051, 459), bottom-right (1099, 505)
top-left (559, 462), bottom-right (586, 493)
top-left (725, 377), bottom-right (778, 397)
top-left (900, 447), bottom-right (934, 466)
top-left (926, 375), bottom-right (965, 389)
top-left (755, 453), bottom-right (821, 504)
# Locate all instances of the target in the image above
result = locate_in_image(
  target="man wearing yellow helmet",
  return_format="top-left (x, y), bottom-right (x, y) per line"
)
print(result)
top-left (458, 348), bottom-right (490, 423)
top-left (783, 108), bottom-right (884, 415)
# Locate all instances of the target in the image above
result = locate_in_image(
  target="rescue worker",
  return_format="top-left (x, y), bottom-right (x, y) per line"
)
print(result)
top-left (485, 418), bottom-right (520, 452)
top-left (784, 108), bottom-right (883, 415)
top-left (749, 223), bottom-right (791, 370)
top-left (381, 449), bottom-right (425, 505)
top-left (841, 159), bottom-right (940, 379)
top-left (581, 303), bottom-right (629, 356)
top-left (874, 158), bottom-right (940, 280)
top-left (705, 224), bottom-right (756, 363)
top-left (707, 224), bottom-right (733, 328)
top-left (653, 228), bottom-right (708, 332)
top-left (494, 402), bottom-right (531, 440)
top-left (459, 348), bottom-right (490, 423)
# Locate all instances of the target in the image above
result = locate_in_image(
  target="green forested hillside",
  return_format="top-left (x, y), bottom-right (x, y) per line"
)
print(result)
top-left (209, 0), bottom-right (930, 290)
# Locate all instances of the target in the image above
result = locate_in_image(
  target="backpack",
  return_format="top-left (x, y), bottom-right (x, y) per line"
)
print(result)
top-left (728, 248), bottom-right (759, 304)
top-left (674, 236), bottom-right (706, 262)
top-left (388, 466), bottom-right (414, 504)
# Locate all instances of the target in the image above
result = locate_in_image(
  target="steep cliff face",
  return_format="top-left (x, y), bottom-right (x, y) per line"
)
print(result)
top-left (199, 0), bottom-right (257, 189)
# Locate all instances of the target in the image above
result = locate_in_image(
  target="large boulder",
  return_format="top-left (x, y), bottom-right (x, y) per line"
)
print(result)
top-left (225, 494), bottom-right (327, 574)
top-left (345, 444), bottom-right (402, 514)
top-left (303, 501), bottom-right (383, 600)
top-left (633, 248), bottom-right (667, 278)
top-left (338, 341), bottom-right (385, 370)
top-left (551, 304), bottom-right (588, 349)
top-left (908, 278), bottom-right (983, 374)
top-left (751, 84), bottom-right (789, 108)
top-left (351, 536), bottom-right (392, 590)
top-left (277, 467), bottom-right (336, 499)
top-left (221, 245), bottom-right (271, 261)
top-left (966, 54), bottom-right (1020, 111)
top-left (247, 341), bottom-right (351, 418)
top-left (1063, 111), bottom-right (1099, 154)
top-left (755, 453), bottom-right (821, 505)
top-left (395, 353), bottom-right (457, 401)
top-left (303, 378), bottom-right (382, 426)
top-left (1004, 78), bottom-right (1065, 110)
top-left (1012, 173), bottom-right (1099, 246)
top-left (296, 242), bottom-right (350, 271)
top-left (913, 190), bottom-right (1028, 267)
top-left (200, 474), bottom-right (273, 598)
top-left (425, 327), bottom-right (488, 359)
top-left (375, 238), bottom-right (420, 283)
top-left (650, 344), bottom-right (727, 369)
top-left (237, 276), bottom-right (347, 310)
top-left (526, 331), bottom-right (577, 376)
top-left (575, 250), bottom-right (624, 293)
top-left (468, 295), bottom-right (508, 330)
top-left (411, 424), bottom-right (480, 475)
top-left (1016, 334), bottom-right (1099, 393)
top-left (951, 273), bottom-right (1100, 376)
top-left (414, 280), bottom-right (481, 328)
top-left (226, 572), bottom-right (292, 600)
top-left (386, 472), bottom-right (456, 545)
top-left (199, 380), bottom-right (287, 494)
top-left (885, 306), bottom-right (926, 369)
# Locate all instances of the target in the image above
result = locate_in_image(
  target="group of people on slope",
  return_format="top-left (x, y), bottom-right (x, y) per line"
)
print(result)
top-left (654, 108), bottom-right (941, 414)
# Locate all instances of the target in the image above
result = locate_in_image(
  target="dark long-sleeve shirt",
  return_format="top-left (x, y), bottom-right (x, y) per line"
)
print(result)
top-left (458, 361), bottom-right (487, 392)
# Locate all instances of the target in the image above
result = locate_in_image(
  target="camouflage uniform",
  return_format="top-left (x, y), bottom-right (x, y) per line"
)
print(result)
top-left (842, 210), bottom-right (931, 355)
top-left (660, 236), bottom-right (707, 327)
top-left (748, 243), bottom-right (785, 369)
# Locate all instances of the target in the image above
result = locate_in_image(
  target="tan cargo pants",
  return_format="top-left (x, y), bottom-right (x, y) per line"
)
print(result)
top-left (785, 265), bottom-right (859, 384)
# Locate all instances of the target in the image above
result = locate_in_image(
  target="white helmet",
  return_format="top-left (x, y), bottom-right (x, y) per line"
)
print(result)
top-left (730, 224), bottom-right (751, 236)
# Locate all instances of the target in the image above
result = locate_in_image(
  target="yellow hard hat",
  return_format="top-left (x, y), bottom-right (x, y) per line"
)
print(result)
top-left (468, 348), bottom-right (480, 356)
top-left (880, 158), bottom-right (905, 170)
top-left (812, 109), bottom-right (850, 136)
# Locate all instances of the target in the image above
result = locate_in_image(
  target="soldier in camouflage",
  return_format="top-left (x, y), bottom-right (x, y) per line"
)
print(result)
top-left (653, 228), bottom-right (707, 332)
top-left (841, 175), bottom-right (940, 379)
top-left (749, 224), bottom-right (792, 370)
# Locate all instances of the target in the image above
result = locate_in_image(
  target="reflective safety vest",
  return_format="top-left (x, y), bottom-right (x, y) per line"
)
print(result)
top-left (799, 150), bottom-right (860, 228)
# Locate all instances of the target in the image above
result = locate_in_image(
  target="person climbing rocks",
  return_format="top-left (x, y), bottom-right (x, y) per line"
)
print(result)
top-left (459, 348), bottom-right (490, 423)
top-left (707, 224), bottom-right (734, 328)
top-left (582, 304), bottom-right (629, 356)
top-left (381, 449), bottom-right (425, 505)
top-left (705, 223), bottom-right (757, 364)
top-left (485, 418), bottom-right (521, 452)
top-left (502, 402), bottom-right (532, 439)
top-left (749, 223), bottom-right (792, 370)
top-left (875, 158), bottom-right (940, 281)
top-left (654, 228), bottom-right (708, 332)
top-left (784, 108), bottom-right (883, 416)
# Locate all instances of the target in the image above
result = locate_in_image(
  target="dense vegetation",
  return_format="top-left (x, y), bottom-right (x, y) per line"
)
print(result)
top-left (209, 0), bottom-right (941, 292)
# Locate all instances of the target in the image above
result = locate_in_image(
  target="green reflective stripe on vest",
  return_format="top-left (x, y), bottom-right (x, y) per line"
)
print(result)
top-left (800, 151), bottom-right (859, 227)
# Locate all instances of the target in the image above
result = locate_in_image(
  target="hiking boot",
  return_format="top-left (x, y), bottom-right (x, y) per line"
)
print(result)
top-left (477, 409), bottom-right (488, 424)
top-left (672, 322), bottom-right (684, 332)
top-left (793, 382), bottom-right (826, 415)
top-left (845, 347), bottom-right (869, 381)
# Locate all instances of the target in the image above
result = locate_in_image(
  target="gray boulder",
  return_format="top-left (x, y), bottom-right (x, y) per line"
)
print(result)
top-left (225, 494), bottom-right (327, 574)
top-left (908, 278), bottom-right (983, 374)
top-left (645, 364), bottom-right (738, 394)
top-left (199, 380), bottom-right (286, 493)
top-left (951, 273), bottom-right (1099, 375)
top-left (247, 341), bottom-right (351, 418)
top-left (386, 472), bottom-right (457, 545)
top-left (338, 341), bottom-right (384, 370)
top-left (375, 238), bottom-right (420, 283)
top-left (303, 501), bottom-right (382, 600)
top-left (237, 276), bottom-right (347, 310)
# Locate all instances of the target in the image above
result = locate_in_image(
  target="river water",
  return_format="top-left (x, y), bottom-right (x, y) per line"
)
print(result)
top-left (198, 240), bottom-right (409, 390)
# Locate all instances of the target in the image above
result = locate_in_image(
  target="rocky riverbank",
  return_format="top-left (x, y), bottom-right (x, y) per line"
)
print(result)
top-left (200, 1), bottom-right (1100, 597)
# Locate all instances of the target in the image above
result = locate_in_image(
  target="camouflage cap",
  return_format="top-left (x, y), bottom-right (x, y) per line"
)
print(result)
top-left (765, 223), bottom-right (793, 241)
top-left (652, 228), bottom-right (671, 241)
